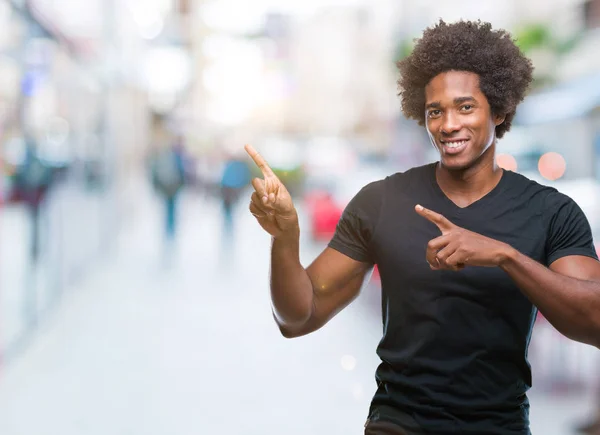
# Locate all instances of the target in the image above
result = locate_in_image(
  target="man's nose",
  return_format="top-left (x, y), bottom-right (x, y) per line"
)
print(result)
top-left (441, 112), bottom-right (461, 134)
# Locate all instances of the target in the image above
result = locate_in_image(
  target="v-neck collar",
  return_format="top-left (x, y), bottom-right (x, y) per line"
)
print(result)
top-left (427, 162), bottom-right (509, 213)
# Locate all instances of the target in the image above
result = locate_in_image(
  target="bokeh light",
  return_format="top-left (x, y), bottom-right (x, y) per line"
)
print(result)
top-left (340, 355), bottom-right (357, 371)
top-left (496, 153), bottom-right (518, 172)
top-left (538, 152), bottom-right (566, 181)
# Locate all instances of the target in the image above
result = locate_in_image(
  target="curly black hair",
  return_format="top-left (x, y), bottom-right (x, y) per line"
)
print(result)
top-left (397, 20), bottom-right (534, 138)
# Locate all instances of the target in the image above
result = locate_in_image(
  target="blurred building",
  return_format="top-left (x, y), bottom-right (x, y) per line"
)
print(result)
top-left (179, 0), bottom-right (403, 158)
top-left (514, 0), bottom-right (600, 182)
top-left (0, 0), bottom-right (172, 358)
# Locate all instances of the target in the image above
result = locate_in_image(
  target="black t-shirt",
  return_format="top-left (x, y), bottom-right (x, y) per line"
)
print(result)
top-left (328, 163), bottom-right (598, 434)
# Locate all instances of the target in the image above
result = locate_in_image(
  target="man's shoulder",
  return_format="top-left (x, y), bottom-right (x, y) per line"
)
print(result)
top-left (503, 169), bottom-right (557, 196)
top-left (385, 162), bottom-right (435, 189)
top-left (502, 170), bottom-right (573, 217)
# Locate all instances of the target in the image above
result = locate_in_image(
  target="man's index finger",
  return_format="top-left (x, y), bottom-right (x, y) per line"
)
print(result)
top-left (244, 144), bottom-right (274, 177)
top-left (415, 204), bottom-right (454, 232)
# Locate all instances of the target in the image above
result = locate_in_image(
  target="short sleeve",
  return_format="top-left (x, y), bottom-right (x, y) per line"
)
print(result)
top-left (327, 180), bottom-right (384, 264)
top-left (544, 191), bottom-right (598, 266)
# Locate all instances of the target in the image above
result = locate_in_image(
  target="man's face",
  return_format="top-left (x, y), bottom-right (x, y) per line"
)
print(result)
top-left (424, 70), bottom-right (504, 171)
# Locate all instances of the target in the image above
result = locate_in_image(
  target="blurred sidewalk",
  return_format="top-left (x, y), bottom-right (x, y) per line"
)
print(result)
top-left (0, 185), bottom-right (596, 435)
top-left (0, 183), bottom-right (111, 357)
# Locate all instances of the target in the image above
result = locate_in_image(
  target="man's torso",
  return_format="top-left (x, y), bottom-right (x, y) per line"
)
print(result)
top-left (366, 164), bottom-right (550, 433)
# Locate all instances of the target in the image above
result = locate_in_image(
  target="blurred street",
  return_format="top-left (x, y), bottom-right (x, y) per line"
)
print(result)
top-left (0, 2), bottom-right (600, 432)
top-left (0, 183), bottom-right (596, 435)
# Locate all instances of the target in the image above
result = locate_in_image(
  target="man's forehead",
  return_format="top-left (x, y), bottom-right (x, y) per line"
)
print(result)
top-left (425, 71), bottom-right (483, 101)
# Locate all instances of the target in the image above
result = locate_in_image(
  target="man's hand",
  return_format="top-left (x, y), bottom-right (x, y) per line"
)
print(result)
top-left (415, 204), bottom-right (513, 271)
top-left (245, 144), bottom-right (298, 238)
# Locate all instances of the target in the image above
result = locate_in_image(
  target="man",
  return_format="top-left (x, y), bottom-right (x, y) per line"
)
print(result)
top-left (245, 20), bottom-right (600, 434)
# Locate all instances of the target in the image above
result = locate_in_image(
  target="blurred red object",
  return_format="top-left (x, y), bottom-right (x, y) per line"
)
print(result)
top-left (304, 190), bottom-right (343, 241)
top-left (369, 265), bottom-right (381, 286)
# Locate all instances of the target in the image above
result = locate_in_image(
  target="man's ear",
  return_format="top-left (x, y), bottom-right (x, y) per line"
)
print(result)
top-left (494, 113), bottom-right (506, 126)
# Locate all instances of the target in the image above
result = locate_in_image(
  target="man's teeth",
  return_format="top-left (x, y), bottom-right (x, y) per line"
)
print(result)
top-left (443, 140), bottom-right (468, 148)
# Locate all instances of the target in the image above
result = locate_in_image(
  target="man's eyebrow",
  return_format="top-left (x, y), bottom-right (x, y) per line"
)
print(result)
top-left (454, 96), bottom-right (476, 104)
top-left (426, 96), bottom-right (477, 110)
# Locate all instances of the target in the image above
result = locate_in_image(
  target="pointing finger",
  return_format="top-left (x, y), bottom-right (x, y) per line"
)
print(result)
top-left (244, 144), bottom-right (275, 178)
top-left (415, 204), bottom-right (455, 233)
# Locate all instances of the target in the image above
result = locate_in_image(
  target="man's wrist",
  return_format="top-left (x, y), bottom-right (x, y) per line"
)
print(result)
top-left (497, 243), bottom-right (519, 269)
top-left (273, 226), bottom-right (300, 244)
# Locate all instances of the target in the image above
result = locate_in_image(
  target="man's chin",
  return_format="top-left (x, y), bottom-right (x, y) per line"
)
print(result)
top-left (439, 157), bottom-right (472, 172)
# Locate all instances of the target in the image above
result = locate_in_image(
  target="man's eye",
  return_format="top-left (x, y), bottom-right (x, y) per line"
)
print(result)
top-left (428, 110), bottom-right (441, 117)
top-left (461, 105), bottom-right (473, 111)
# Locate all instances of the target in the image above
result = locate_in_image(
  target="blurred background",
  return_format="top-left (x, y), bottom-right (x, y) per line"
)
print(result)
top-left (0, 0), bottom-right (598, 434)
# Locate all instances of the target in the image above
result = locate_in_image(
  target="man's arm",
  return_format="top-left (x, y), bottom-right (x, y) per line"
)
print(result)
top-left (499, 252), bottom-right (600, 348)
top-left (244, 144), bottom-right (374, 338)
top-left (272, 238), bottom-right (373, 338)
top-left (415, 204), bottom-right (600, 349)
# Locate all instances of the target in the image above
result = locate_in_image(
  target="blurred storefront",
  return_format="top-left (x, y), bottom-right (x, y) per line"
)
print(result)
top-left (0, 0), bottom-right (153, 361)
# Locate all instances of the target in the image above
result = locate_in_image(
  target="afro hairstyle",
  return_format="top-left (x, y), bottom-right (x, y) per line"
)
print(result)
top-left (397, 19), bottom-right (534, 138)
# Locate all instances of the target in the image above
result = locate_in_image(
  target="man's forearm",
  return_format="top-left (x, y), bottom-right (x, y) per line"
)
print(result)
top-left (500, 248), bottom-right (600, 347)
top-left (270, 229), bottom-right (314, 327)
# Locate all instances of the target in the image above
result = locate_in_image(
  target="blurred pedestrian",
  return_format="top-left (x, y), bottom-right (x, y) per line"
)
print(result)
top-left (13, 136), bottom-right (53, 263)
top-left (219, 153), bottom-right (251, 235)
top-left (245, 20), bottom-right (600, 435)
top-left (150, 133), bottom-right (186, 252)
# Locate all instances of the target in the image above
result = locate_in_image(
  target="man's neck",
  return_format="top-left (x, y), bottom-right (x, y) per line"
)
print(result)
top-left (435, 152), bottom-right (503, 207)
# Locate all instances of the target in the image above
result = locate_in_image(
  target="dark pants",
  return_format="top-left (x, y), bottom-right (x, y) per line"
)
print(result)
top-left (365, 420), bottom-right (411, 435)
top-left (165, 195), bottom-right (177, 240)
top-left (221, 186), bottom-right (241, 231)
